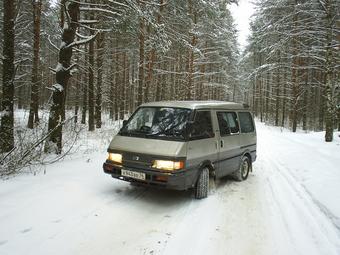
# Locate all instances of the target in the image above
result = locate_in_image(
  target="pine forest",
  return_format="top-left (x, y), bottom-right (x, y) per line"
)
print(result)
top-left (0, 0), bottom-right (339, 175)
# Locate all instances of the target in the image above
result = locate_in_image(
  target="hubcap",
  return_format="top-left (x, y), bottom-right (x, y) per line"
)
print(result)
top-left (242, 160), bottom-right (249, 178)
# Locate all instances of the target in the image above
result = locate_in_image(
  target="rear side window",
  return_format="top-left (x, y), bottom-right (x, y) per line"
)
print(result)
top-left (238, 112), bottom-right (255, 133)
top-left (217, 112), bottom-right (239, 136)
top-left (190, 111), bottom-right (214, 139)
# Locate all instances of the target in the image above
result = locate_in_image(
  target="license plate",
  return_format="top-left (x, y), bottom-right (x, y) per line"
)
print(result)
top-left (121, 169), bottom-right (146, 181)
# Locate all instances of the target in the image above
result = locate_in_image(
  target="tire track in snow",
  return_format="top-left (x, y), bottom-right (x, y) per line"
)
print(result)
top-left (275, 159), bottom-right (340, 232)
top-left (260, 126), bottom-right (340, 233)
top-left (258, 137), bottom-right (340, 255)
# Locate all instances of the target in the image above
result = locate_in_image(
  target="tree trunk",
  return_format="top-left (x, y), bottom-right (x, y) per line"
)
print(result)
top-left (137, 0), bottom-right (145, 106)
top-left (302, 63), bottom-right (309, 131)
top-left (0, 0), bottom-right (15, 153)
top-left (281, 70), bottom-right (287, 127)
top-left (28, 0), bottom-right (42, 129)
top-left (198, 47), bottom-right (206, 100)
top-left (291, 1), bottom-right (299, 132)
top-left (109, 40), bottom-right (115, 120)
top-left (114, 42), bottom-right (119, 121)
top-left (337, 107), bottom-right (340, 132)
top-left (145, 0), bottom-right (165, 103)
top-left (260, 74), bottom-right (264, 122)
top-left (186, 0), bottom-right (197, 100)
top-left (120, 52), bottom-right (126, 120)
top-left (74, 43), bottom-right (81, 124)
top-left (318, 76), bottom-right (325, 131)
top-left (155, 62), bottom-right (162, 101)
top-left (74, 74), bottom-right (80, 124)
top-left (88, 29), bottom-right (95, 131)
top-left (46, 2), bottom-right (80, 153)
top-left (275, 51), bottom-right (281, 126)
top-left (95, 32), bottom-right (105, 128)
top-left (324, 0), bottom-right (335, 142)
top-left (265, 70), bottom-right (270, 122)
top-left (81, 47), bottom-right (88, 125)
top-left (125, 55), bottom-right (130, 115)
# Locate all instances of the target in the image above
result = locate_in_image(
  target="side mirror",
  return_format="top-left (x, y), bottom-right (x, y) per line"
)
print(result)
top-left (122, 120), bottom-right (128, 127)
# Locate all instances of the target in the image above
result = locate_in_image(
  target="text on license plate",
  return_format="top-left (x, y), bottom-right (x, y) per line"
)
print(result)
top-left (121, 169), bottom-right (146, 181)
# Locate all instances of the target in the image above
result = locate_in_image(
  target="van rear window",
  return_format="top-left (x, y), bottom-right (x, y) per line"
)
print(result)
top-left (238, 112), bottom-right (255, 133)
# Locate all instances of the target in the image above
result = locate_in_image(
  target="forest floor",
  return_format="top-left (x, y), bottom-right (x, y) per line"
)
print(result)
top-left (0, 121), bottom-right (340, 255)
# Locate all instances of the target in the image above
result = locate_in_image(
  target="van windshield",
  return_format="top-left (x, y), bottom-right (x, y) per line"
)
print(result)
top-left (119, 107), bottom-right (192, 141)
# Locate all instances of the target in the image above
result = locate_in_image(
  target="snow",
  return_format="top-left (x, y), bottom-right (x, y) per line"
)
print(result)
top-left (0, 122), bottom-right (340, 255)
top-left (55, 63), bottom-right (63, 72)
top-left (52, 84), bottom-right (64, 92)
top-left (0, 108), bottom-right (11, 118)
top-left (59, 42), bottom-right (66, 49)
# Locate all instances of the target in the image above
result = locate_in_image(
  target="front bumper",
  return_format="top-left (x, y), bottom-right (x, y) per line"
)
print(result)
top-left (103, 161), bottom-right (198, 191)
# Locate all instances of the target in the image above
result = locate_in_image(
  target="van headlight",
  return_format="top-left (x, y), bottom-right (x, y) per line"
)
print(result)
top-left (107, 153), bottom-right (122, 164)
top-left (152, 160), bottom-right (184, 171)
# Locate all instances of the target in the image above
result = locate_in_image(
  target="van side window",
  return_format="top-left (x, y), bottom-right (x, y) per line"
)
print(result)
top-left (217, 112), bottom-right (239, 136)
top-left (190, 111), bottom-right (214, 139)
top-left (238, 112), bottom-right (255, 133)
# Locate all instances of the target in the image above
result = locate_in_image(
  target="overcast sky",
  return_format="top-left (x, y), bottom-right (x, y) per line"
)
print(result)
top-left (229, 0), bottom-right (255, 51)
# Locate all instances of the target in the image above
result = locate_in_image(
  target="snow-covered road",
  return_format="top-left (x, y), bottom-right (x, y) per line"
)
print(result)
top-left (1, 123), bottom-right (340, 255)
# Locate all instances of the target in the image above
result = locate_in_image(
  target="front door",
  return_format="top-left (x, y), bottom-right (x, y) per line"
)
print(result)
top-left (186, 111), bottom-right (218, 171)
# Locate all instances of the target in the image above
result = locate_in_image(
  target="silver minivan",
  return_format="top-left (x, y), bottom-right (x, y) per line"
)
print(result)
top-left (103, 101), bottom-right (257, 199)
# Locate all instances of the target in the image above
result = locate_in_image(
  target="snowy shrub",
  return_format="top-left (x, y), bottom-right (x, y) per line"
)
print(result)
top-left (0, 110), bottom-right (119, 178)
top-left (0, 112), bottom-right (82, 177)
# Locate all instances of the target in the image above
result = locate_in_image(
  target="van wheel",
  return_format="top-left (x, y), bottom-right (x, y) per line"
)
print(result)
top-left (233, 156), bottom-right (250, 182)
top-left (195, 168), bottom-right (209, 199)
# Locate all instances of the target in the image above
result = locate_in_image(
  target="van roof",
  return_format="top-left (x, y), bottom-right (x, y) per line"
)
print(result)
top-left (140, 101), bottom-right (246, 110)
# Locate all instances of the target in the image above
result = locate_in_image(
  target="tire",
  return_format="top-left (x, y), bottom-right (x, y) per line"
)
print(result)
top-left (195, 167), bottom-right (209, 199)
top-left (232, 156), bottom-right (250, 182)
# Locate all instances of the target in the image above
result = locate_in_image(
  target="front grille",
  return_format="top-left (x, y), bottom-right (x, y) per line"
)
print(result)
top-left (122, 152), bottom-right (153, 169)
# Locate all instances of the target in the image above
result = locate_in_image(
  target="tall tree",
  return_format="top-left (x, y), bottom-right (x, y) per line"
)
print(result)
top-left (88, 25), bottom-right (95, 132)
top-left (137, 0), bottom-right (145, 107)
top-left (0, 0), bottom-right (15, 153)
top-left (45, 2), bottom-right (81, 153)
top-left (95, 31), bottom-right (105, 128)
top-left (323, 0), bottom-right (337, 142)
top-left (28, 0), bottom-right (42, 129)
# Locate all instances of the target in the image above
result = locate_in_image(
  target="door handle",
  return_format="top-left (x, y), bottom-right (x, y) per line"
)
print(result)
top-left (220, 140), bottom-right (224, 148)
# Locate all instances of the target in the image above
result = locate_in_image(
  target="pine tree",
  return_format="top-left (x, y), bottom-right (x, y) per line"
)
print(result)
top-left (0, 0), bottom-right (15, 153)
top-left (28, 0), bottom-right (42, 129)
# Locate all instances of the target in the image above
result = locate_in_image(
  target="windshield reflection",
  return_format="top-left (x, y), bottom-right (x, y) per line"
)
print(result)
top-left (119, 107), bottom-right (192, 141)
